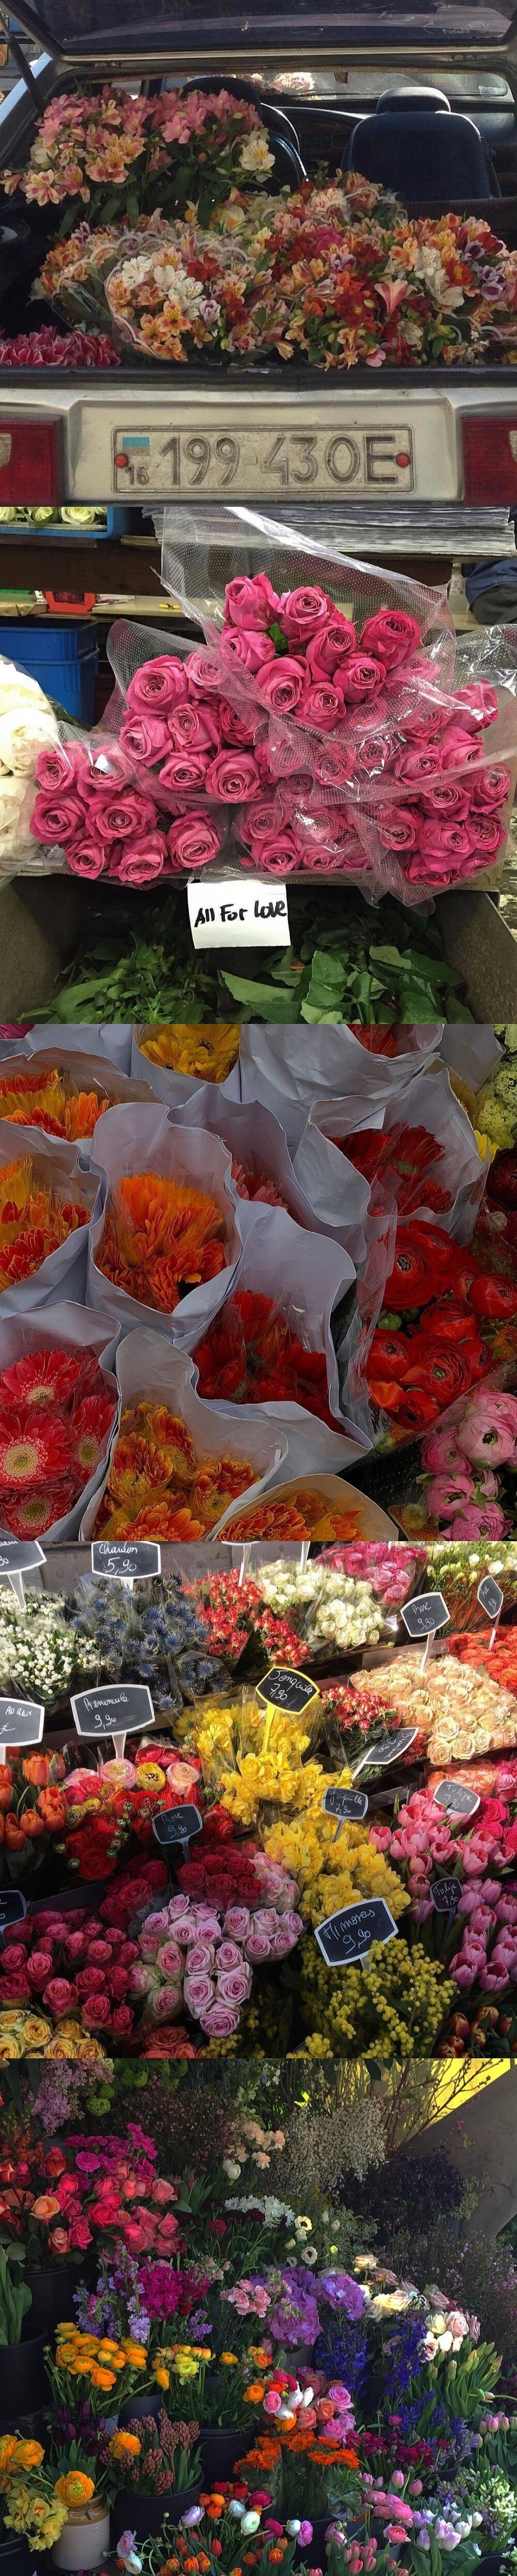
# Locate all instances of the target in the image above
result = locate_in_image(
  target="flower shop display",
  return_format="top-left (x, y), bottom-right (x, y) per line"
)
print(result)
top-left (425, 1539), bottom-right (517, 1625)
top-left (352, 1644), bottom-right (517, 1765)
top-left (128, 1888), bottom-right (302, 2043)
top-left (0, 325), bottom-right (119, 366)
top-left (27, 734), bottom-right (229, 892)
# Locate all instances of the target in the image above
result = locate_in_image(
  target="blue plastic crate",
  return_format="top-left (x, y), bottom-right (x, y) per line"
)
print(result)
top-left (0, 622), bottom-right (99, 724)
top-left (0, 507), bottom-right (135, 538)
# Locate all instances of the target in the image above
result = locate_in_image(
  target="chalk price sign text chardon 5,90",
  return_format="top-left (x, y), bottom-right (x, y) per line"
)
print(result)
top-left (112, 425), bottom-right (415, 498)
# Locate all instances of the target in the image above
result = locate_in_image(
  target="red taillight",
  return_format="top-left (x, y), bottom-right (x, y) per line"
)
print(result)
top-left (0, 418), bottom-right (62, 504)
top-left (462, 414), bottom-right (517, 504)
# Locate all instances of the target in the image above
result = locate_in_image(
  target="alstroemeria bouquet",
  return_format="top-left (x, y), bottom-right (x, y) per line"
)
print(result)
top-left (5, 86), bottom-right (274, 230)
top-left (0, 1343), bottom-right (116, 1539)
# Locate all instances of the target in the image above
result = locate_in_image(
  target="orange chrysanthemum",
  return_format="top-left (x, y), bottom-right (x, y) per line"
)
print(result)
top-left (97, 1170), bottom-right (227, 1315)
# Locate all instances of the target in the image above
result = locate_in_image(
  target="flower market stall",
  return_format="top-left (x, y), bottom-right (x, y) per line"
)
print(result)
top-left (1, 2061), bottom-right (517, 2576)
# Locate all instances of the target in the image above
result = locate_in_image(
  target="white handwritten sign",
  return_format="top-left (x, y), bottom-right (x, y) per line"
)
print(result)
top-left (188, 878), bottom-right (290, 950)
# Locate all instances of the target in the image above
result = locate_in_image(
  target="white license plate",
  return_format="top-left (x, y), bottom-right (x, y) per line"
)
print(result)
top-left (112, 422), bottom-right (415, 498)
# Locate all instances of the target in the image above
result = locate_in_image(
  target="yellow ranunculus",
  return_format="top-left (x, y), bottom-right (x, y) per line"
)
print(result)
top-left (54, 2473), bottom-right (96, 2507)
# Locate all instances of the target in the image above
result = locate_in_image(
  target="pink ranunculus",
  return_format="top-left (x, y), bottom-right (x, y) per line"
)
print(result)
top-left (110, 836), bottom-right (166, 885)
top-left (29, 791), bottom-right (85, 847)
top-left (377, 807), bottom-right (418, 854)
top-left (67, 840), bottom-right (109, 879)
top-left (306, 617), bottom-right (356, 679)
top-left (166, 701), bottom-right (221, 752)
top-left (420, 782), bottom-right (470, 819)
top-left (198, 2000), bottom-right (240, 2036)
top-left (339, 653), bottom-right (386, 705)
top-left (425, 1473), bottom-right (476, 1518)
top-left (119, 714), bottom-right (171, 767)
top-left (221, 628), bottom-right (276, 676)
top-left (448, 1505), bottom-right (510, 1538)
top-left (470, 766), bottom-right (511, 811)
top-left (126, 657), bottom-right (189, 714)
top-left (457, 1392), bottom-right (517, 1467)
top-left (254, 658), bottom-right (306, 716)
top-left (206, 750), bottom-right (261, 801)
top-left (166, 814), bottom-right (222, 870)
top-left (359, 608), bottom-right (421, 669)
top-left (35, 744), bottom-right (76, 793)
top-left (297, 681), bottom-right (345, 731)
top-left (278, 584), bottom-right (330, 646)
top-left (224, 573), bottom-right (280, 631)
top-left (157, 750), bottom-right (209, 793)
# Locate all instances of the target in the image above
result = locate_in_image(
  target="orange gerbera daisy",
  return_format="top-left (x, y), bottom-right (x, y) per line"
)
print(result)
top-left (225, 1489), bottom-right (361, 1541)
top-left (93, 1397), bottom-right (256, 1542)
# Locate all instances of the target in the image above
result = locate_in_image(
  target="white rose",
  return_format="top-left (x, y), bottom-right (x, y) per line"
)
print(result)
top-left (0, 711), bottom-right (59, 774)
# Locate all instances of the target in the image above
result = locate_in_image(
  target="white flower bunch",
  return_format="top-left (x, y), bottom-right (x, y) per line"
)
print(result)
top-left (0, 1593), bottom-right (98, 1703)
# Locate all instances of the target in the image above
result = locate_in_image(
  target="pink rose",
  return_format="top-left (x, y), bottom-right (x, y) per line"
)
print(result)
top-left (468, 816), bottom-right (507, 856)
top-left (359, 608), bottom-right (421, 670)
top-left (167, 814), bottom-right (222, 870)
top-left (109, 2006), bottom-right (134, 2038)
top-left (420, 782), bottom-right (470, 819)
top-left (167, 701), bottom-right (221, 751)
top-left (255, 832), bottom-right (301, 876)
top-left (394, 747), bottom-right (443, 789)
top-left (255, 658), bottom-right (306, 716)
top-left (470, 766), bottom-right (510, 811)
top-left (241, 792), bottom-right (285, 848)
top-left (147, 1985), bottom-right (183, 2024)
top-left (29, 791), bottom-right (85, 847)
top-left (306, 616), bottom-right (356, 679)
top-left (199, 2001), bottom-right (240, 2036)
top-left (155, 1941), bottom-right (183, 1977)
top-left (183, 1971), bottom-right (216, 2015)
top-left (119, 714), bottom-right (171, 767)
top-left (92, 788), bottom-right (156, 839)
top-left (298, 681), bottom-right (345, 732)
top-left (216, 1966), bottom-right (251, 2004)
top-left (158, 750), bottom-right (208, 792)
top-left (185, 649), bottom-right (224, 690)
top-left (110, 836), bottom-right (166, 885)
top-left (206, 751), bottom-right (261, 802)
top-left (224, 573), bottom-right (280, 630)
top-left (126, 657), bottom-right (188, 714)
top-left (355, 726), bottom-right (396, 779)
top-left (278, 584), bottom-right (330, 646)
top-left (439, 728), bottom-right (481, 772)
top-left (377, 807), bottom-right (418, 854)
top-left (35, 745), bottom-right (75, 793)
top-left (221, 628), bottom-right (276, 676)
top-left (42, 1978), bottom-right (78, 2018)
top-left (218, 696), bottom-right (259, 748)
top-left (223, 1907), bottom-right (251, 1939)
top-left (418, 820), bottom-right (476, 864)
top-left (312, 740), bottom-right (357, 789)
top-left (67, 840), bottom-right (108, 879)
top-left (0, 1972), bottom-right (32, 2001)
top-left (455, 682), bottom-right (498, 730)
top-left (245, 1932), bottom-right (272, 1962)
top-left (339, 654), bottom-right (386, 704)
top-left (215, 1940), bottom-right (241, 1970)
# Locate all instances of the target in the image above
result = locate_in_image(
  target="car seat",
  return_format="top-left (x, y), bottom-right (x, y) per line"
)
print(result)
top-left (343, 85), bottom-right (500, 200)
top-left (177, 73), bottom-right (306, 187)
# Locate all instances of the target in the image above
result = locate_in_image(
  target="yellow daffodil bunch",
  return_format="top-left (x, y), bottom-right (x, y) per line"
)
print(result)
top-left (0, 2438), bottom-right (69, 2552)
top-left (262, 1780), bottom-right (408, 1927)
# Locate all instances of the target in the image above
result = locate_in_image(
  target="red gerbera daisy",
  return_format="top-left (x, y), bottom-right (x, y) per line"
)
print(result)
top-left (0, 1349), bottom-right (85, 1414)
top-left (70, 1394), bottom-right (116, 1480)
top-left (0, 1412), bottom-right (71, 1491)
top-left (0, 1480), bottom-right (76, 1536)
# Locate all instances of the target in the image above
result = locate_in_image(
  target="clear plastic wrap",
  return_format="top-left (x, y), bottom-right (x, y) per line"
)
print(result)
top-left (86, 1102), bottom-right (243, 1348)
top-left (80, 1324), bottom-right (286, 1544)
top-left (0, 1303), bottom-right (120, 1543)
top-left (189, 1199), bottom-right (357, 1443)
top-left (160, 509), bottom-right (517, 903)
top-left (103, 224), bottom-right (251, 365)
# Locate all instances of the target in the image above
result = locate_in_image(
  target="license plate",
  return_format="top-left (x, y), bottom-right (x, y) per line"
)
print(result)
top-left (112, 422), bottom-right (415, 498)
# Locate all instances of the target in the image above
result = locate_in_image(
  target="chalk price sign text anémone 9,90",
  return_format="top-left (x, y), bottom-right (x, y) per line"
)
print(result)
top-left (113, 425), bottom-right (415, 499)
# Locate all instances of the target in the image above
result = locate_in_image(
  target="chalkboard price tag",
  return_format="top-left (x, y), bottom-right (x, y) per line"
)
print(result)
top-left (0, 1887), bottom-right (26, 1937)
top-left (71, 1684), bottom-right (155, 1740)
top-left (92, 1541), bottom-right (161, 1581)
top-left (256, 1666), bottom-right (318, 1717)
top-left (430, 1876), bottom-right (461, 1915)
top-left (401, 1592), bottom-right (450, 1640)
top-left (432, 1780), bottom-right (480, 1818)
top-left (322, 1786), bottom-right (369, 1822)
top-left (153, 1804), bottom-right (203, 1848)
top-left (354, 1725), bottom-right (417, 1778)
top-left (0, 1540), bottom-right (46, 1575)
top-left (0, 1698), bottom-right (44, 1748)
top-left (477, 1576), bottom-right (504, 1622)
top-left (315, 1896), bottom-right (398, 1969)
